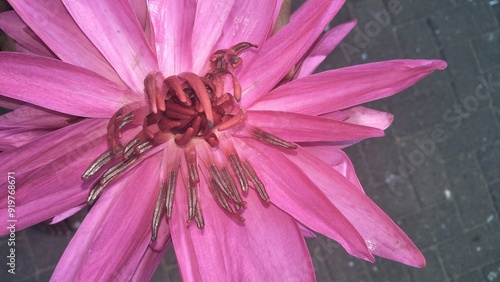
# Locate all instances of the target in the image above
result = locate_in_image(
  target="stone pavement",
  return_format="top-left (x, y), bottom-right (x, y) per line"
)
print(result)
top-left (1, 0), bottom-right (500, 281)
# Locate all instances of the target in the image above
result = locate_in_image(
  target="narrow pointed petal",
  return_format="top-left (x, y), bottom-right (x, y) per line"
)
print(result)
top-left (0, 120), bottom-right (109, 233)
top-left (191, 0), bottom-right (236, 72)
top-left (0, 119), bottom-right (107, 178)
top-left (252, 59), bottom-right (447, 114)
top-left (62, 0), bottom-right (158, 93)
top-left (0, 53), bottom-right (141, 118)
top-left (52, 155), bottom-right (164, 281)
top-left (128, 0), bottom-right (149, 31)
top-left (169, 165), bottom-right (316, 281)
top-left (0, 128), bottom-right (52, 151)
top-left (0, 105), bottom-right (71, 129)
top-left (148, 0), bottom-right (196, 75)
top-left (0, 11), bottom-right (55, 58)
top-left (0, 96), bottom-right (23, 110)
top-left (8, 0), bottom-right (124, 85)
top-left (236, 138), bottom-right (374, 262)
top-left (295, 20), bottom-right (357, 79)
top-left (214, 0), bottom-right (280, 54)
top-left (50, 204), bottom-right (86, 225)
top-left (286, 147), bottom-right (426, 267)
top-left (340, 106), bottom-right (394, 130)
top-left (303, 145), bottom-right (364, 192)
top-left (245, 110), bottom-right (384, 142)
top-left (130, 227), bottom-right (171, 281)
top-left (239, 0), bottom-right (345, 108)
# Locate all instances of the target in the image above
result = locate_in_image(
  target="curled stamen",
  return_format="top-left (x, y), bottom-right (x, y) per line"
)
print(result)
top-left (218, 108), bottom-right (247, 131)
top-left (144, 72), bottom-right (158, 113)
top-left (165, 171), bottom-right (178, 218)
top-left (228, 153), bottom-right (248, 192)
top-left (123, 138), bottom-right (140, 159)
top-left (252, 128), bottom-right (297, 149)
top-left (82, 146), bottom-right (123, 180)
top-left (180, 72), bottom-right (214, 128)
top-left (164, 75), bottom-right (191, 106)
top-left (175, 127), bottom-right (194, 146)
top-left (151, 182), bottom-right (167, 241)
top-left (107, 108), bottom-right (124, 151)
top-left (242, 160), bottom-right (269, 202)
top-left (185, 150), bottom-right (199, 184)
top-left (118, 112), bottom-right (135, 130)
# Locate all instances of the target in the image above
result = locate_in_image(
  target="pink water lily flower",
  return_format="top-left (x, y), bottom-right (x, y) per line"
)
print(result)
top-left (0, 0), bottom-right (446, 280)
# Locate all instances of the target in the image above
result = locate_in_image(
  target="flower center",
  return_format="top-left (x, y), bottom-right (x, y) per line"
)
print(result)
top-left (81, 43), bottom-right (298, 242)
top-left (141, 42), bottom-right (256, 148)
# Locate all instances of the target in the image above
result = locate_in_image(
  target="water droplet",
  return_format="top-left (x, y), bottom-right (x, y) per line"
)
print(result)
top-left (365, 239), bottom-right (377, 252)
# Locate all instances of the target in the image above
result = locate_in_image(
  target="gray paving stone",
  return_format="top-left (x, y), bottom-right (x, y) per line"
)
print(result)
top-left (476, 143), bottom-right (500, 184)
top-left (474, 30), bottom-right (500, 72)
top-left (383, 0), bottom-right (461, 25)
top-left (438, 223), bottom-right (500, 279)
top-left (437, 108), bottom-right (500, 160)
top-left (367, 257), bottom-right (411, 282)
top-left (388, 82), bottom-right (457, 137)
top-left (482, 260), bottom-right (500, 282)
top-left (364, 180), bottom-right (420, 219)
top-left (491, 180), bottom-right (500, 216)
top-left (396, 19), bottom-right (441, 59)
top-left (408, 248), bottom-right (447, 282)
top-left (444, 152), bottom-right (497, 228)
top-left (397, 201), bottom-right (462, 248)
top-left (361, 129), bottom-right (402, 185)
top-left (453, 269), bottom-right (484, 282)
top-left (430, 1), bottom-right (498, 46)
top-left (307, 234), bottom-right (371, 281)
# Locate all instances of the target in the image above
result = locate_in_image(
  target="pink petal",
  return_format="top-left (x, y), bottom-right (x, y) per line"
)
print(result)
top-left (340, 106), bottom-right (394, 130)
top-left (213, 0), bottom-right (280, 57)
top-left (128, 0), bottom-right (148, 31)
top-left (303, 145), bottom-right (364, 192)
top-left (8, 0), bottom-right (124, 86)
top-left (0, 128), bottom-right (52, 151)
top-left (244, 110), bottom-right (384, 142)
top-left (0, 119), bottom-right (107, 179)
top-left (130, 227), bottom-right (171, 281)
top-left (62, 0), bottom-right (158, 93)
top-left (286, 146), bottom-right (426, 267)
top-left (0, 105), bottom-right (71, 129)
top-left (251, 59), bottom-right (447, 114)
top-left (169, 159), bottom-right (316, 281)
top-left (0, 52), bottom-right (141, 118)
top-left (0, 120), bottom-right (109, 233)
top-left (235, 137), bottom-right (374, 262)
top-left (239, 0), bottom-right (345, 108)
top-left (0, 10), bottom-right (55, 58)
top-left (50, 204), bottom-right (86, 225)
top-left (0, 96), bottom-right (24, 110)
top-left (52, 154), bottom-right (165, 281)
top-left (190, 0), bottom-right (236, 73)
top-left (295, 20), bottom-right (357, 79)
top-left (148, 0), bottom-right (196, 76)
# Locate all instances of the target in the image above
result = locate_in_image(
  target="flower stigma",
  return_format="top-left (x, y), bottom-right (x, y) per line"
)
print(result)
top-left (80, 43), bottom-right (299, 241)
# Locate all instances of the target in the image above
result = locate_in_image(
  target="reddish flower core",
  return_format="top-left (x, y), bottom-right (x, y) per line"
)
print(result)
top-left (82, 43), bottom-right (298, 241)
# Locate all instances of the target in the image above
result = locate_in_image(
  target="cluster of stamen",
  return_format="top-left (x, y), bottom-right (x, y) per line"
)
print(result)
top-left (81, 42), bottom-right (298, 242)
